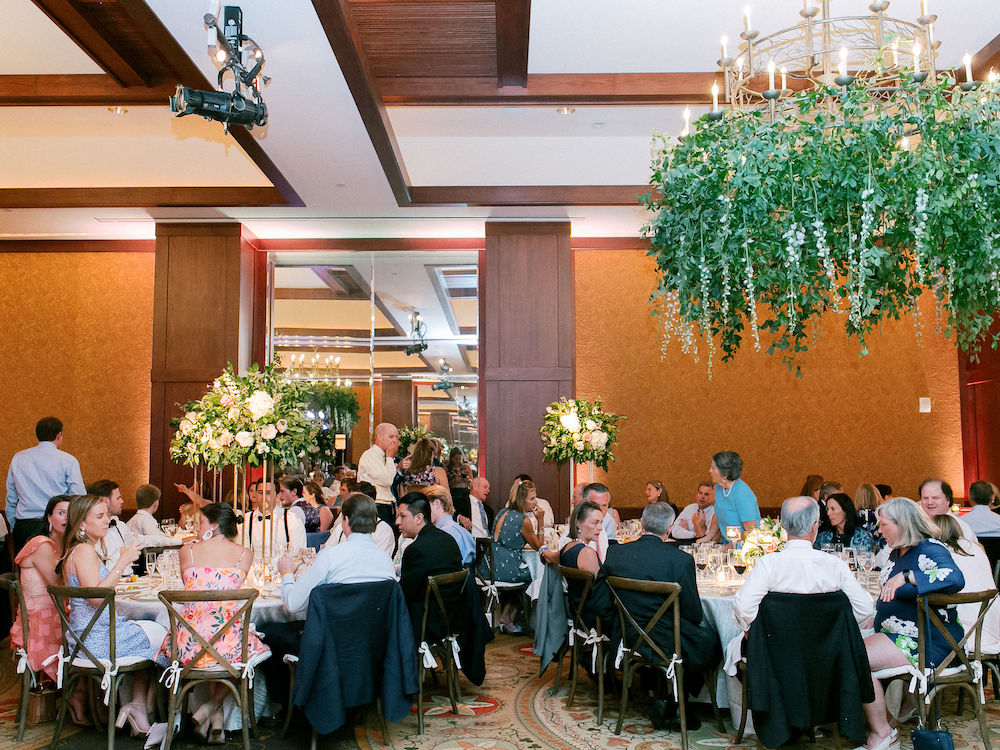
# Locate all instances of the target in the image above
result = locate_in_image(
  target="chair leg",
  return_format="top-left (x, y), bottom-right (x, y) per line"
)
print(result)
top-left (706, 668), bottom-right (726, 733)
top-left (735, 665), bottom-right (749, 744)
top-left (282, 662), bottom-right (297, 738)
top-left (106, 676), bottom-right (117, 750)
top-left (596, 643), bottom-right (605, 725)
top-left (972, 686), bottom-right (993, 750)
top-left (444, 651), bottom-right (459, 714)
top-left (551, 643), bottom-right (565, 695)
top-left (310, 728), bottom-right (318, 750)
top-left (832, 722), bottom-right (842, 750)
top-left (162, 679), bottom-right (177, 750)
top-left (417, 663), bottom-right (425, 735)
top-left (677, 665), bottom-right (688, 750)
top-left (17, 671), bottom-right (30, 742)
top-left (376, 696), bottom-right (391, 745)
top-left (241, 679), bottom-right (252, 750)
top-left (958, 685), bottom-right (966, 717)
top-left (615, 660), bottom-right (631, 735)
top-left (566, 640), bottom-right (580, 707)
top-left (50, 674), bottom-right (72, 750)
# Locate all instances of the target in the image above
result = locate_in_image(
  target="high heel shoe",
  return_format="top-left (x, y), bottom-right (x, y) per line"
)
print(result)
top-left (67, 699), bottom-right (92, 727)
top-left (853, 728), bottom-right (899, 750)
top-left (206, 709), bottom-right (226, 745)
top-left (115, 702), bottom-right (151, 736)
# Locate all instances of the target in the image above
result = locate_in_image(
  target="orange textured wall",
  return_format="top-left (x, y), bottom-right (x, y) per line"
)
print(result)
top-left (575, 249), bottom-right (964, 514)
top-left (0, 252), bottom-right (154, 510)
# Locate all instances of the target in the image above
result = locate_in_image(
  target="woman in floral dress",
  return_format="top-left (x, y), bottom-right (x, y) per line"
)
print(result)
top-left (858, 497), bottom-right (965, 750)
top-left (157, 503), bottom-right (269, 741)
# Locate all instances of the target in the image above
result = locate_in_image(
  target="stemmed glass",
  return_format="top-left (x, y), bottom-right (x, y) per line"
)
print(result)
top-left (856, 550), bottom-right (875, 587)
top-left (144, 552), bottom-right (158, 581)
top-left (162, 518), bottom-right (177, 536)
top-left (694, 547), bottom-right (709, 580)
top-left (707, 547), bottom-right (723, 582)
top-left (729, 550), bottom-right (747, 579)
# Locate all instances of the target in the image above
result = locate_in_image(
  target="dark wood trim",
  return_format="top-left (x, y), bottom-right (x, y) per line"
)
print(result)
top-left (0, 239), bottom-right (155, 252)
top-left (572, 236), bottom-right (647, 250)
top-left (495, 0), bottom-right (530, 87)
top-left (379, 72), bottom-right (718, 106)
top-left (958, 352), bottom-right (978, 489)
top-left (311, 0), bottom-right (411, 205)
top-left (275, 344), bottom-right (411, 354)
top-left (486, 221), bottom-right (572, 236)
top-left (973, 32), bottom-right (1000, 80)
top-left (0, 187), bottom-right (286, 208)
top-left (408, 185), bottom-right (649, 206)
top-left (31, 0), bottom-right (149, 86)
top-left (274, 327), bottom-right (398, 338)
top-left (274, 288), bottom-right (339, 300)
top-left (0, 75), bottom-right (175, 105)
top-left (257, 238), bottom-right (485, 251)
top-left (156, 222), bottom-right (244, 237)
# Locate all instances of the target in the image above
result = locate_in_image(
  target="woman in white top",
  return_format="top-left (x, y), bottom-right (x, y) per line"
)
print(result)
top-left (934, 515), bottom-right (1000, 653)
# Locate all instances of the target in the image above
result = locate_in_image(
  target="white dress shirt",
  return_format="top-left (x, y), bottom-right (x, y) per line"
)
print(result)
top-left (280, 532), bottom-right (396, 615)
top-left (733, 539), bottom-right (875, 631)
top-left (953, 513), bottom-right (979, 543)
top-left (963, 505), bottom-right (1000, 538)
top-left (125, 509), bottom-right (181, 548)
top-left (242, 507), bottom-right (306, 556)
top-left (357, 445), bottom-right (397, 503)
top-left (601, 511), bottom-right (617, 540)
top-left (322, 517), bottom-right (396, 558)
top-left (670, 504), bottom-right (716, 540)
top-left (950, 536), bottom-right (1000, 651)
top-left (102, 516), bottom-right (136, 573)
top-left (468, 494), bottom-right (490, 538)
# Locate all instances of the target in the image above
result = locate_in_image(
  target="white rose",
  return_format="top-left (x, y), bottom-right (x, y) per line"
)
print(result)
top-left (179, 419), bottom-right (193, 435)
top-left (591, 430), bottom-right (608, 450)
top-left (559, 412), bottom-right (581, 433)
top-left (245, 390), bottom-right (275, 421)
top-left (260, 424), bottom-right (278, 441)
top-left (582, 431), bottom-right (593, 443)
top-left (220, 394), bottom-right (235, 407)
top-left (219, 431), bottom-right (234, 446)
top-left (185, 411), bottom-right (197, 421)
top-left (276, 419), bottom-right (288, 433)
top-left (573, 441), bottom-right (585, 451)
top-left (585, 419), bottom-right (597, 430)
top-left (234, 431), bottom-right (254, 448)
top-left (227, 407), bottom-right (241, 422)
top-left (256, 442), bottom-right (270, 454)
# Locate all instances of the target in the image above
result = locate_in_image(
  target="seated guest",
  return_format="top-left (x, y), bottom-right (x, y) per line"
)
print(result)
top-left (585, 482), bottom-right (618, 540)
top-left (11, 495), bottom-right (70, 687)
top-left (814, 493), bottom-right (875, 552)
top-left (860, 497), bottom-right (965, 750)
top-left (710, 451), bottom-right (760, 538)
top-left (543, 483), bottom-right (610, 564)
top-left (59, 494), bottom-right (166, 734)
top-left (559, 500), bottom-right (611, 627)
top-left (278, 476), bottom-right (311, 529)
top-left (457, 476), bottom-right (494, 539)
top-left (243, 478), bottom-right (306, 556)
top-left (645, 480), bottom-right (680, 517)
top-left (875, 484), bottom-right (893, 502)
top-left (125, 484), bottom-right (179, 547)
top-left (919, 478), bottom-right (977, 542)
top-left (933, 514), bottom-right (1000, 653)
top-left (669, 482), bottom-right (719, 543)
top-left (423, 485), bottom-right (475, 566)
top-left (598, 501), bottom-right (721, 729)
top-left (86, 480), bottom-right (136, 572)
top-left (800, 474), bottom-right (824, 500)
top-left (323, 480), bottom-right (395, 557)
top-left (514, 474), bottom-right (555, 527)
top-left (855, 483), bottom-right (884, 544)
top-left (174, 480), bottom-right (208, 530)
top-left (734, 496), bottom-right (874, 631)
top-left (156, 503), bottom-right (269, 740)
top-left (301, 480), bottom-right (335, 532)
top-left (396, 493), bottom-right (464, 640)
top-left (964, 480), bottom-right (1000, 537)
top-left (401, 438), bottom-right (450, 496)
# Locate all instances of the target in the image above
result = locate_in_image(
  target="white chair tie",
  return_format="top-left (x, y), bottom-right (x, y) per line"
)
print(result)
top-left (971, 660), bottom-right (985, 703)
top-left (42, 650), bottom-right (69, 690)
top-left (614, 640), bottom-right (640, 670)
top-left (159, 660), bottom-right (183, 694)
top-left (445, 635), bottom-right (462, 670)
top-left (663, 654), bottom-right (683, 699)
top-left (569, 626), bottom-right (608, 673)
top-left (98, 659), bottom-right (119, 705)
top-left (15, 647), bottom-right (37, 688)
top-left (232, 661), bottom-right (256, 682)
top-left (418, 642), bottom-right (437, 669)
top-left (482, 582), bottom-right (499, 611)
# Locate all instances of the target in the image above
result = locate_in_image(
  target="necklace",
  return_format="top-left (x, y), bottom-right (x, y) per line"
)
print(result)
top-left (721, 481), bottom-right (735, 498)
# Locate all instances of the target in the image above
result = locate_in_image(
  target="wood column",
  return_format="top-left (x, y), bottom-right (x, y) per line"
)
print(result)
top-left (959, 318), bottom-right (1000, 489)
top-left (480, 222), bottom-right (574, 518)
top-left (381, 378), bottom-right (415, 429)
top-left (429, 411), bottom-right (451, 442)
top-left (149, 223), bottom-right (264, 516)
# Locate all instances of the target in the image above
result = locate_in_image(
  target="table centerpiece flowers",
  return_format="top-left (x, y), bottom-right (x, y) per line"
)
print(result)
top-left (735, 518), bottom-right (788, 565)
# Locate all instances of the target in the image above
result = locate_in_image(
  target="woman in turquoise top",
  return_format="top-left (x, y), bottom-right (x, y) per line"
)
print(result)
top-left (709, 451), bottom-right (761, 539)
top-left (813, 493), bottom-right (875, 552)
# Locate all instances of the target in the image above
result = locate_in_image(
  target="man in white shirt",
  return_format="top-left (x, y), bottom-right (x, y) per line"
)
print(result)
top-left (277, 476), bottom-right (307, 527)
top-left (966, 481), bottom-right (1000, 537)
top-left (734, 496), bottom-right (874, 631)
top-left (87, 480), bottom-right (136, 572)
top-left (243, 478), bottom-right (306, 557)
top-left (357, 422), bottom-right (403, 526)
top-left (669, 482), bottom-right (720, 543)
top-left (125, 484), bottom-right (180, 548)
top-left (585, 482), bottom-right (618, 540)
top-left (919, 478), bottom-right (978, 542)
top-left (322, 485), bottom-right (396, 558)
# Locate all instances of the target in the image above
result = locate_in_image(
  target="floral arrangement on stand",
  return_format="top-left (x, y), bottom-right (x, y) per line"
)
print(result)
top-left (169, 362), bottom-right (314, 469)
top-left (539, 397), bottom-right (623, 471)
top-left (735, 518), bottom-right (788, 566)
top-left (398, 423), bottom-right (430, 455)
top-left (643, 56), bottom-right (1000, 375)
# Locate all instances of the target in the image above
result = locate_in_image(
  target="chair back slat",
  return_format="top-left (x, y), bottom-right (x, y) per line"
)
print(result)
top-left (0, 573), bottom-right (30, 652)
top-left (474, 537), bottom-right (496, 582)
top-left (158, 589), bottom-right (259, 680)
top-left (557, 565), bottom-right (599, 633)
top-left (420, 569), bottom-right (469, 643)
top-left (917, 589), bottom-right (999, 677)
top-left (606, 576), bottom-right (680, 666)
top-left (47, 585), bottom-right (118, 669)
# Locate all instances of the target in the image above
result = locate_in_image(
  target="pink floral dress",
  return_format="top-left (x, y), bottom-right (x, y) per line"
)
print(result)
top-left (11, 537), bottom-right (64, 682)
top-left (156, 567), bottom-right (269, 669)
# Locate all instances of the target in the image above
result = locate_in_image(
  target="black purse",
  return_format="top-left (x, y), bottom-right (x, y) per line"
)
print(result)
top-left (910, 604), bottom-right (955, 750)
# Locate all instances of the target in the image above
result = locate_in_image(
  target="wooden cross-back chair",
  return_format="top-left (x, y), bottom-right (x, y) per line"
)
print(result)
top-left (416, 569), bottom-right (469, 735)
top-left (555, 565), bottom-right (607, 723)
top-left (158, 588), bottom-right (263, 750)
top-left (1, 573), bottom-right (34, 742)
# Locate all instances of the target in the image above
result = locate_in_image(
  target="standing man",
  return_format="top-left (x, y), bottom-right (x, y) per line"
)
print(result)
top-left (358, 423), bottom-right (404, 528)
top-left (458, 476), bottom-right (494, 538)
top-left (669, 482), bottom-right (720, 543)
top-left (6, 417), bottom-right (85, 552)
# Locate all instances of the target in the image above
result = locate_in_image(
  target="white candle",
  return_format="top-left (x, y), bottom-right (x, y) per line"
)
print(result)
top-left (721, 35), bottom-right (728, 61)
top-left (681, 107), bottom-right (691, 136)
top-left (891, 40), bottom-right (899, 67)
top-left (735, 56), bottom-right (745, 73)
top-left (780, 66), bottom-right (788, 90)
top-left (839, 47), bottom-right (848, 78)
top-left (990, 68), bottom-right (998, 84)
top-left (901, 135), bottom-right (910, 151)
top-left (964, 52), bottom-right (973, 82)
top-left (767, 58), bottom-right (775, 90)
top-left (744, 5), bottom-right (751, 32)
top-left (920, 0), bottom-right (928, 16)
top-left (913, 41), bottom-right (921, 73)
top-left (711, 82), bottom-right (719, 111)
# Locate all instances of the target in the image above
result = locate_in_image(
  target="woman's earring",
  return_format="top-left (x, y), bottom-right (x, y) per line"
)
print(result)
top-left (201, 528), bottom-right (215, 542)
top-left (77, 528), bottom-right (87, 541)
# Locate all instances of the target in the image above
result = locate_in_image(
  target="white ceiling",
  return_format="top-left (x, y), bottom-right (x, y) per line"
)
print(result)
top-left (1, 0), bottom-right (999, 239)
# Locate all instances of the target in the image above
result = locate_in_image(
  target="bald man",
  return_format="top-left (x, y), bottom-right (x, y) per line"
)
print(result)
top-left (357, 422), bottom-right (403, 528)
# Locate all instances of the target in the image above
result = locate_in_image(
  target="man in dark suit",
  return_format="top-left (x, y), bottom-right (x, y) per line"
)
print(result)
top-left (396, 492), bottom-right (465, 641)
top-left (599, 501), bottom-right (721, 729)
top-left (455, 476), bottom-right (494, 538)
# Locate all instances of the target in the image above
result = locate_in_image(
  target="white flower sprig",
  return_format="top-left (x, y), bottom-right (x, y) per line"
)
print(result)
top-left (783, 221), bottom-right (806, 332)
top-left (743, 234), bottom-right (761, 351)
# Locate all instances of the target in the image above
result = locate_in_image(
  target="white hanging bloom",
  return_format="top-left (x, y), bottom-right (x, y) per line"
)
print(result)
top-left (560, 412), bottom-right (581, 433)
top-left (245, 390), bottom-right (275, 420)
top-left (260, 424), bottom-right (278, 441)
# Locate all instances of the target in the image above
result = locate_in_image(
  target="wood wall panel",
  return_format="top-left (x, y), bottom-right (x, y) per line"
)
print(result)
top-left (959, 318), bottom-right (1000, 487)
top-left (381, 378), bottom-right (415, 430)
top-left (481, 222), bottom-right (573, 518)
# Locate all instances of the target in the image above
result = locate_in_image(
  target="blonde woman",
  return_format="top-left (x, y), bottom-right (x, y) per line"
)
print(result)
top-left (58, 495), bottom-right (166, 735)
top-left (855, 483), bottom-right (884, 542)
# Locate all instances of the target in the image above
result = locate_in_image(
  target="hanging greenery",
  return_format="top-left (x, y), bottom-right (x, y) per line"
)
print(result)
top-left (301, 382), bottom-right (360, 434)
top-left (642, 64), bottom-right (1000, 374)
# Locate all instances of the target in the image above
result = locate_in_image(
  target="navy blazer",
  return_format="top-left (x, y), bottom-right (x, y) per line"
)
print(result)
top-left (292, 580), bottom-right (419, 734)
top-left (399, 522), bottom-right (464, 641)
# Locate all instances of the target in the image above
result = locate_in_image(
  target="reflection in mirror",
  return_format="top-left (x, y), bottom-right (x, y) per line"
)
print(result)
top-left (269, 250), bottom-right (479, 472)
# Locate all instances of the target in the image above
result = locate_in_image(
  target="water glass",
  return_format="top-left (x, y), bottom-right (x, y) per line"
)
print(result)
top-left (145, 552), bottom-right (158, 580)
top-left (161, 518), bottom-right (176, 535)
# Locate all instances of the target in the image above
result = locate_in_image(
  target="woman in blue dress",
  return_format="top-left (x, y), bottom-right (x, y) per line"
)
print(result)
top-left (813, 493), bottom-right (875, 552)
top-left (57, 494), bottom-right (166, 735)
top-left (858, 497), bottom-right (965, 750)
top-left (483, 480), bottom-right (544, 633)
top-left (709, 451), bottom-right (761, 542)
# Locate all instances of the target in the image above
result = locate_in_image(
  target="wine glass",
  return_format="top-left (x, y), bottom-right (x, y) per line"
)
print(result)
top-left (144, 552), bottom-right (158, 580)
top-left (730, 549), bottom-right (747, 578)
top-left (707, 548), bottom-right (722, 579)
top-left (857, 550), bottom-right (875, 586)
top-left (162, 518), bottom-right (176, 536)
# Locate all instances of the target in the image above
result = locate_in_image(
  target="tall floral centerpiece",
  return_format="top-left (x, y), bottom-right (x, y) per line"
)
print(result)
top-left (169, 362), bottom-right (313, 558)
top-left (735, 518), bottom-right (788, 566)
top-left (539, 397), bottom-right (623, 481)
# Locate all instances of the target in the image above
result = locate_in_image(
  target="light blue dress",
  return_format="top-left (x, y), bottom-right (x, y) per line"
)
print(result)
top-left (68, 561), bottom-right (155, 660)
top-left (482, 509), bottom-right (531, 584)
top-left (714, 479), bottom-right (761, 532)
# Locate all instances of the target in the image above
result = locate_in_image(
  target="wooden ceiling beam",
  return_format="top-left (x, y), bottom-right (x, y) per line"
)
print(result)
top-left (973, 32), bottom-right (1000, 79)
top-left (495, 0), bottom-right (530, 87)
top-left (379, 72), bottom-right (718, 106)
top-left (0, 74), bottom-right (174, 105)
top-left (0, 187), bottom-right (285, 209)
top-left (31, 0), bottom-right (148, 86)
top-left (408, 184), bottom-right (651, 207)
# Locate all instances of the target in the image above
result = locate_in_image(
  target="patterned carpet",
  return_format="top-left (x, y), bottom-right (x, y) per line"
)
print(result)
top-left (3, 635), bottom-right (999, 749)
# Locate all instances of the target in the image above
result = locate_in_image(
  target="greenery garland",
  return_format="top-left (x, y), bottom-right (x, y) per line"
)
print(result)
top-left (642, 60), bottom-right (1000, 375)
top-left (301, 382), bottom-right (360, 434)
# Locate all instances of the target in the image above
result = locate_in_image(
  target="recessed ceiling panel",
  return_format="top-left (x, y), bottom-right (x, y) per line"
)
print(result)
top-left (2, 0), bottom-right (105, 74)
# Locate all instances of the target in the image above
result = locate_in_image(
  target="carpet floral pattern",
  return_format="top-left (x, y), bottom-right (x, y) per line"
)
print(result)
top-left (2, 637), bottom-right (999, 749)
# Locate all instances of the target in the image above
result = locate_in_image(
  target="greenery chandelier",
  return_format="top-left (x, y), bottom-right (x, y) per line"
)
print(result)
top-left (642, 0), bottom-right (1000, 374)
